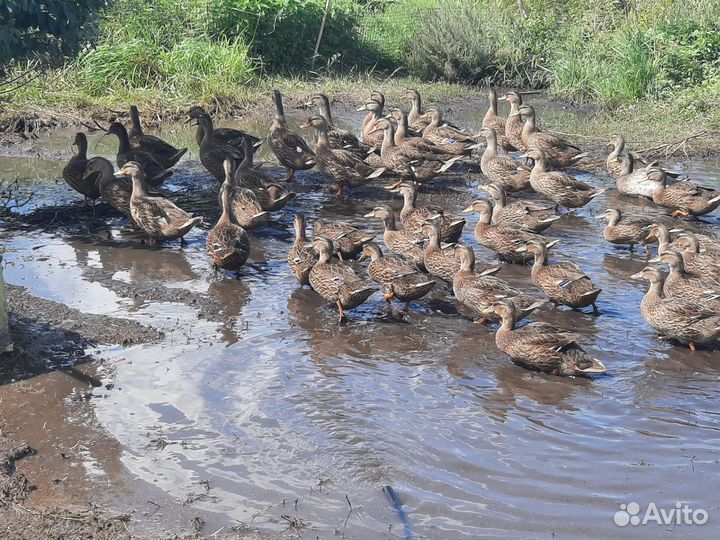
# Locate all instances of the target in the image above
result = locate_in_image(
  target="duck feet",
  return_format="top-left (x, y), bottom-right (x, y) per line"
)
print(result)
top-left (336, 300), bottom-right (347, 324)
top-left (383, 291), bottom-right (394, 302)
top-left (672, 209), bottom-right (690, 219)
top-left (689, 342), bottom-right (697, 352)
top-left (285, 169), bottom-right (295, 182)
top-left (592, 302), bottom-right (600, 315)
top-left (329, 183), bottom-right (345, 197)
top-left (473, 317), bottom-right (487, 325)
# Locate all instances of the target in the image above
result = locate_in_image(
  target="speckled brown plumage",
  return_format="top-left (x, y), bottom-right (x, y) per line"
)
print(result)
top-left (359, 242), bottom-right (435, 303)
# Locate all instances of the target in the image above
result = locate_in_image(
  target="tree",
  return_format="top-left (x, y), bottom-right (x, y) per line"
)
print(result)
top-left (0, 0), bottom-right (107, 63)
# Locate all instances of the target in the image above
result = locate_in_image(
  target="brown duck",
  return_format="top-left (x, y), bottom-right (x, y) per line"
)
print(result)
top-left (313, 218), bottom-right (373, 260)
top-left (207, 179), bottom-right (251, 273)
top-left (482, 300), bottom-right (607, 376)
top-left (128, 105), bottom-right (187, 168)
top-left (499, 91), bottom-right (526, 152)
top-left (596, 209), bottom-right (652, 250)
top-left (106, 122), bottom-right (172, 187)
top-left (268, 89), bottom-right (316, 181)
top-left (651, 251), bottom-right (720, 309)
top-left (482, 87), bottom-right (515, 152)
top-left (515, 106), bottom-right (587, 168)
top-left (478, 127), bottom-right (531, 192)
top-left (479, 182), bottom-right (560, 233)
top-left (288, 213), bottom-right (318, 286)
top-left (188, 105), bottom-right (262, 151)
top-left (63, 132), bottom-right (100, 206)
top-left (517, 239), bottom-right (601, 312)
top-left (364, 205), bottom-right (426, 269)
top-left (390, 181), bottom-right (465, 242)
top-left (359, 242), bottom-right (435, 304)
top-left (631, 266), bottom-right (720, 351)
top-left (83, 156), bottom-right (131, 218)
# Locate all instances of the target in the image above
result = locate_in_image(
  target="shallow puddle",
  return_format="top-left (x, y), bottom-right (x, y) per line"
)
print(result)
top-left (1, 99), bottom-right (720, 539)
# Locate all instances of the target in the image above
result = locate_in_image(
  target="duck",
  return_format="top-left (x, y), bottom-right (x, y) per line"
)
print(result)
top-left (188, 105), bottom-right (262, 151)
top-left (631, 266), bottom-right (720, 351)
top-left (389, 181), bottom-right (465, 242)
top-left (499, 91), bottom-right (526, 152)
top-left (651, 173), bottom-right (720, 217)
top-left (62, 132), bottom-right (100, 206)
top-left (453, 245), bottom-right (545, 324)
top-left (671, 233), bottom-right (720, 278)
top-left (515, 106), bottom-right (587, 168)
top-left (479, 182), bottom-right (560, 233)
top-left (387, 109), bottom-right (450, 156)
top-left (82, 156), bottom-right (131, 218)
top-left (477, 126), bottom-right (531, 192)
top-left (359, 242), bottom-right (436, 304)
top-left (644, 225), bottom-right (720, 262)
top-left (268, 89), bottom-right (316, 181)
top-left (516, 239), bottom-right (602, 312)
top-left (106, 122), bottom-right (172, 187)
top-left (596, 208), bottom-right (652, 250)
top-left (372, 119), bottom-right (462, 184)
top-left (481, 300), bottom-right (607, 376)
top-left (207, 178), bottom-right (251, 273)
top-left (523, 148), bottom-right (606, 208)
top-left (462, 199), bottom-right (548, 264)
top-left (606, 134), bottom-right (681, 179)
top-left (357, 99), bottom-right (385, 147)
top-left (421, 220), bottom-right (498, 282)
top-left (364, 205), bottom-right (426, 269)
top-left (127, 105), bottom-right (187, 168)
top-left (421, 108), bottom-right (479, 155)
top-left (403, 89), bottom-right (431, 132)
top-left (221, 159), bottom-right (270, 230)
top-left (614, 154), bottom-right (664, 198)
top-left (651, 251), bottom-right (720, 309)
top-left (306, 93), bottom-right (371, 158)
top-left (313, 218), bottom-right (373, 260)
top-left (301, 115), bottom-right (385, 197)
top-left (309, 237), bottom-right (378, 322)
top-left (288, 213), bottom-right (318, 286)
top-left (233, 137), bottom-right (295, 211)
top-left (482, 87), bottom-right (515, 152)
top-left (191, 111), bottom-right (245, 182)
top-left (115, 162), bottom-right (201, 245)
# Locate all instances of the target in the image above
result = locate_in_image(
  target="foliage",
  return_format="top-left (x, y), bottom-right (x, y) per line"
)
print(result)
top-left (0, 0), bottom-right (106, 63)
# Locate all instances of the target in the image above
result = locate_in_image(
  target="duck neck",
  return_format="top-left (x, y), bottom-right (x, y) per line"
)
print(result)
top-left (198, 116), bottom-right (214, 146)
top-left (426, 229), bottom-right (440, 251)
top-left (114, 126), bottom-right (132, 154)
top-left (609, 139), bottom-right (623, 164)
top-left (318, 249), bottom-right (332, 264)
top-left (531, 249), bottom-right (548, 271)
top-left (607, 213), bottom-right (620, 227)
top-left (477, 209), bottom-right (492, 226)
top-left (411, 96), bottom-right (422, 118)
top-left (219, 188), bottom-right (233, 225)
top-left (319, 97), bottom-right (333, 127)
top-left (74, 135), bottom-right (88, 160)
top-left (382, 214), bottom-right (397, 232)
top-left (498, 312), bottom-right (517, 334)
top-left (644, 278), bottom-right (664, 304)
top-left (487, 90), bottom-right (498, 116)
top-left (129, 107), bottom-right (143, 138)
top-left (130, 174), bottom-right (147, 199)
top-left (400, 190), bottom-right (416, 214)
top-left (294, 220), bottom-right (308, 243)
top-left (394, 114), bottom-right (409, 143)
top-left (273, 91), bottom-right (287, 128)
top-left (522, 112), bottom-right (536, 137)
top-left (380, 126), bottom-right (395, 154)
top-left (315, 126), bottom-right (329, 149)
top-left (655, 226), bottom-right (671, 252)
top-left (530, 155), bottom-right (547, 174)
top-left (485, 131), bottom-right (498, 156)
top-left (460, 251), bottom-right (475, 272)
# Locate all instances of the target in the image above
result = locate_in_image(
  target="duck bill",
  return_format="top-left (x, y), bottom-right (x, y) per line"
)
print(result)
top-left (515, 246), bottom-right (528, 253)
top-left (299, 122), bottom-right (312, 129)
top-left (629, 271), bottom-right (644, 280)
top-left (356, 105), bottom-right (368, 111)
top-left (461, 206), bottom-right (474, 214)
top-left (384, 180), bottom-right (403, 191)
top-left (363, 212), bottom-right (375, 218)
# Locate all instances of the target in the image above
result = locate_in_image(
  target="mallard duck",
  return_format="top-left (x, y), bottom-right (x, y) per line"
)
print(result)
top-left (288, 213), bottom-right (318, 285)
top-left (309, 237), bottom-right (378, 322)
top-left (614, 154), bottom-right (663, 198)
top-left (403, 89), bottom-right (431, 132)
top-left (453, 245), bottom-right (545, 324)
top-left (106, 122), bottom-right (172, 188)
top-left (482, 87), bottom-right (515, 152)
top-left (116, 162), bottom-right (201, 245)
top-left (606, 134), bottom-right (681, 180)
top-left (364, 205), bottom-right (425, 269)
top-left (596, 209), bottom-right (652, 250)
top-left (357, 99), bottom-right (385, 147)
top-left (389, 181), bottom-right (465, 242)
top-left (62, 132), bottom-right (100, 206)
top-left (651, 173), bottom-right (720, 217)
top-left (128, 105), bottom-right (187, 168)
top-left (421, 221), bottom-right (498, 282)
top-left (83, 156), bottom-right (131, 218)
top-left (651, 251), bottom-right (720, 309)
top-left (233, 137), bottom-right (295, 211)
top-left (517, 239), bottom-right (602, 312)
top-left (631, 266), bottom-right (720, 351)
top-left (481, 300), bottom-right (607, 376)
top-left (523, 148), bottom-right (605, 208)
top-left (306, 93), bottom-right (371, 158)
top-left (220, 159), bottom-right (270, 230)
top-left (671, 233), bottom-right (720, 278)
top-left (190, 111), bottom-right (244, 182)
top-left (359, 242), bottom-right (435, 304)
top-left (499, 91), bottom-right (526, 152)
top-left (515, 106), bottom-right (587, 168)
top-left (422, 108), bottom-right (479, 155)
top-left (462, 199), bottom-right (547, 264)
top-left (372, 119), bottom-right (461, 184)
top-left (479, 182), bottom-right (560, 233)
top-left (301, 115), bottom-right (385, 197)
top-left (188, 105), bottom-right (262, 151)
top-left (478, 127), bottom-right (531, 192)
top-left (387, 109), bottom-right (449, 156)
top-left (313, 218), bottom-right (373, 260)
top-left (207, 178), bottom-right (250, 273)
top-left (268, 89), bottom-right (316, 181)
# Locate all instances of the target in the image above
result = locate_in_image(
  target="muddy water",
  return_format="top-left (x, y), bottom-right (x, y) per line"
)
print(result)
top-left (2, 101), bottom-right (720, 539)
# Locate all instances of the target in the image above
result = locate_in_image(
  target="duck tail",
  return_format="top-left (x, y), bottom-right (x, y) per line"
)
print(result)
top-left (439, 155), bottom-right (463, 173)
top-left (708, 193), bottom-right (720, 204)
top-left (590, 188), bottom-right (607, 199)
top-left (571, 152), bottom-right (589, 163)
